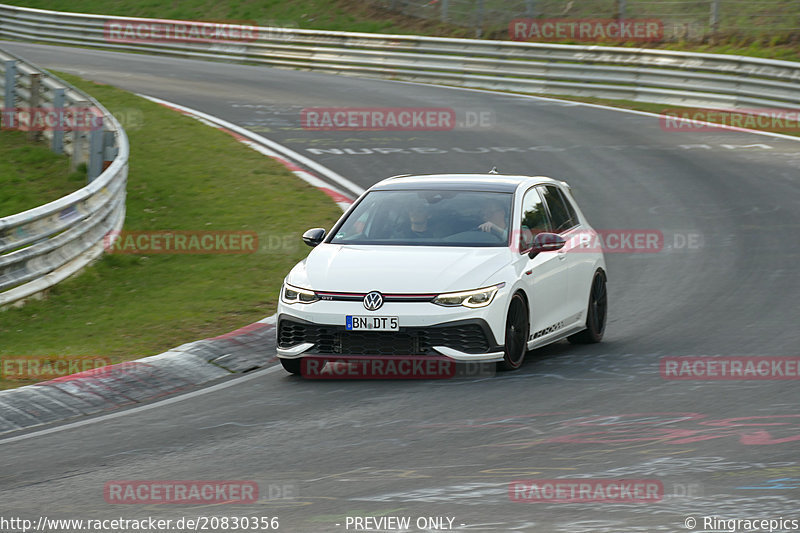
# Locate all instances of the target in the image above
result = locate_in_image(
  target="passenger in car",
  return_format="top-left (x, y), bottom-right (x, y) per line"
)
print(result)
top-left (478, 198), bottom-right (508, 239)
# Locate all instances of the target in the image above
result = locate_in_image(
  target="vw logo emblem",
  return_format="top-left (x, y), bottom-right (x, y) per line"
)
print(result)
top-left (363, 291), bottom-right (384, 311)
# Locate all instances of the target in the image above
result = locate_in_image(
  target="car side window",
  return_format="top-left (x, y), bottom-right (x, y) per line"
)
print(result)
top-left (519, 187), bottom-right (549, 251)
top-left (540, 185), bottom-right (577, 233)
top-left (557, 188), bottom-right (580, 226)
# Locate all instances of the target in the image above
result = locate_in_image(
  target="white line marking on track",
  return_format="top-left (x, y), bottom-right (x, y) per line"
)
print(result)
top-left (0, 366), bottom-right (283, 445)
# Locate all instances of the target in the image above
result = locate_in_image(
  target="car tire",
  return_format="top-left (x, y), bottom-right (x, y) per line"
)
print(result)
top-left (497, 292), bottom-right (529, 371)
top-left (568, 270), bottom-right (607, 344)
top-left (280, 357), bottom-right (303, 375)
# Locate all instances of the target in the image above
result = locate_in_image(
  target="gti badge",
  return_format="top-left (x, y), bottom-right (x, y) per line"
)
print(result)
top-left (363, 291), bottom-right (384, 311)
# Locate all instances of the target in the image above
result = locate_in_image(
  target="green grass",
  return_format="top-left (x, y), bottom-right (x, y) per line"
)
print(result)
top-left (0, 0), bottom-right (470, 36)
top-left (0, 73), bottom-right (343, 389)
top-left (658, 42), bottom-right (800, 62)
top-left (0, 130), bottom-right (86, 217)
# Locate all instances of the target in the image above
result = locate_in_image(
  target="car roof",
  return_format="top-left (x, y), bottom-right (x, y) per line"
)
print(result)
top-left (370, 174), bottom-right (564, 193)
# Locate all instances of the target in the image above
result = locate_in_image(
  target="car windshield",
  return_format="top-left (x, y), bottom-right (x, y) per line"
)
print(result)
top-left (330, 189), bottom-right (513, 246)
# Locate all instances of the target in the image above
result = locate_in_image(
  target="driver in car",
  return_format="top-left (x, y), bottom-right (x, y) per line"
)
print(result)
top-left (394, 199), bottom-right (438, 239)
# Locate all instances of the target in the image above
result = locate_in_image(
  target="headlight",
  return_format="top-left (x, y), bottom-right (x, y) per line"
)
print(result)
top-left (281, 283), bottom-right (319, 304)
top-left (432, 283), bottom-right (504, 308)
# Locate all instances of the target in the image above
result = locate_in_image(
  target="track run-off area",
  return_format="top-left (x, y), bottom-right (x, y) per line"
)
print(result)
top-left (1, 42), bottom-right (799, 532)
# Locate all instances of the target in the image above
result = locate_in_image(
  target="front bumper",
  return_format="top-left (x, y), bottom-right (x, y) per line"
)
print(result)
top-left (276, 314), bottom-right (504, 362)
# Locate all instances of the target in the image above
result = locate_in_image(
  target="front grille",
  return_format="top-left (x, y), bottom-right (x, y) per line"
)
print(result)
top-left (423, 327), bottom-right (493, 354)
top-left (278, 320), bottom-right (338, 353)
top-left (278, 319), bottom-right (492, 356)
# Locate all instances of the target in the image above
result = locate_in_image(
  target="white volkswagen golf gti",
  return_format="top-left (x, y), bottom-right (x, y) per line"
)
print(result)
top-left (276, 173), bottom-right (607, 375)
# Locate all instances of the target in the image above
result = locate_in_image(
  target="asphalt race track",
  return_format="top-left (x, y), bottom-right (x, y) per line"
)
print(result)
top-left (1, 42), bottom-right (799, 532)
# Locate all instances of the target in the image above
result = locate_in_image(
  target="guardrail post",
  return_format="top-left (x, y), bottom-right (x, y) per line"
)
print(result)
top-left (71, 130), bottom-right (85, 171)
top-left (3, 60), bottom-right (17, 128)
top-left (51, 88), bottom-right (65, 154)
top-left (88, 114), bottom-right (105, 181)
top-left (710, 0), bottom-right (720, 35)
top-left (102, 130), bottom-right (117, 172)
top-left (27, 73), bottom-right (41, 142)
top-left (70, 100), bottom-right (89, 172)
top-left (474, 0), bottom-right (484, 38)
top-left (440, 0), bottom-right (448, 23)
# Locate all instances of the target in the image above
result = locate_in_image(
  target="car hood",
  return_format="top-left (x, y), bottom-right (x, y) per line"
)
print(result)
top-left (287, 244), bottom-right (513, 293)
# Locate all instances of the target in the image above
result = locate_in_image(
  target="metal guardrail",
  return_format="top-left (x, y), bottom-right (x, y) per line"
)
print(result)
top-left (1, 3), bottom-right (800, 110)
top-left (0, 46), bottom-right (128, 308)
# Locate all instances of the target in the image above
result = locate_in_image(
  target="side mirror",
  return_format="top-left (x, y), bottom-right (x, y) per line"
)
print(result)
top-left (302, 228), bottom-right (326, 247)
top-left (528, 232), bottom-right (565, 258)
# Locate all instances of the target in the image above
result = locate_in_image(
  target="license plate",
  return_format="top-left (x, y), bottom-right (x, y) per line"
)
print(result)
top-left (346, 316), bottom-right (399, 331)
